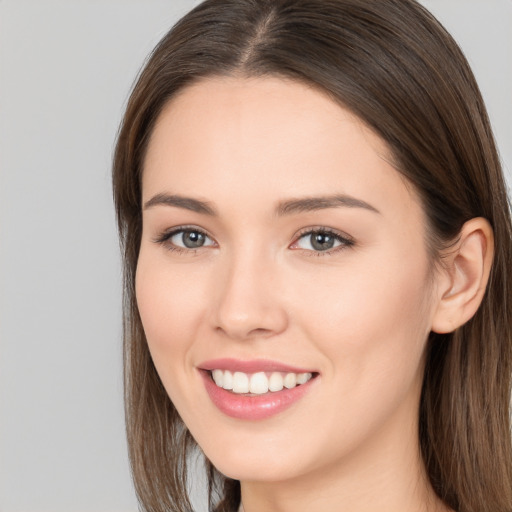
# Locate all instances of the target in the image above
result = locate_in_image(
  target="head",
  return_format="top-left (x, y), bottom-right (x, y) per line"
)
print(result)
top-left (112, 1), bottom-right (512, 511)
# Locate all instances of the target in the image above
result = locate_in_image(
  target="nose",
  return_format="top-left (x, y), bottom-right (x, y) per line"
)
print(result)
top-left (211, 250), bottom-right (288, 341)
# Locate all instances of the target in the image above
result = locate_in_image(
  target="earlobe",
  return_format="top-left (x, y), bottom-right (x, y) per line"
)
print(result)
top-left (431, 217), bottom-right (494, 334)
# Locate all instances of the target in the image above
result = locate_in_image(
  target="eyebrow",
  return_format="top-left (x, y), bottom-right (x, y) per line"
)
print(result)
top-left (143, 193), bottom-right (380, 216)
top-left (276, 195), bottom-right (380, 216)
top-left (144, 193), bottom-right (216, 215)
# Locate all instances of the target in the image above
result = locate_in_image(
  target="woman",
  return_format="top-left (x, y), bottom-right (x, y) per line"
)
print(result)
top-left (112, 0), bottom-right (512, 511)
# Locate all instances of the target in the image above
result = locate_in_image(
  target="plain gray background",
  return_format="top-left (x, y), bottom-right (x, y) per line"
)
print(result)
top-left (0, 1), bottom-right (510, 511)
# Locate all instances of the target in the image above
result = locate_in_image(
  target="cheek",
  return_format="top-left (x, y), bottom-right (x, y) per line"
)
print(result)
top-left (296, 251), bottom-right (433, 394)
top-left (135, 248), bottom-right (207, 373)
top-left (281, 256), bottom-right (434, 461)
top-left (299, 249), bottom-right (430, 330)
top-left (134, 249), bottom-right (216, 425)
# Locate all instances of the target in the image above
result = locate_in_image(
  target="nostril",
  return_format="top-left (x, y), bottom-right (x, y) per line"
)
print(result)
top-left (213, 305), bottom-right (288, 340)
top-left (215, 324), bottom-right (277, 340)
top-left (248, 327), bottom-right (274, 337)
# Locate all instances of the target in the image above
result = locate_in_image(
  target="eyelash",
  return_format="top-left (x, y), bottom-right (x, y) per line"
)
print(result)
top-left (291, 227), bottom-right (355, 256)
top-left (153, 225), bottom-right (213, 255)
top-left (153, 225), bottom-right (355, 256)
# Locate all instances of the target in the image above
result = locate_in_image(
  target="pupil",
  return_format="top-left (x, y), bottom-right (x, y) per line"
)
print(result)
top-left (183, 231), bottom-right (205, 248)
top-left (311, 233), bottom-right (334, 251)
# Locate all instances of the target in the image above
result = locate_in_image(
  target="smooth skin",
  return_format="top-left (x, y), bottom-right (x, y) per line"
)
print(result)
top-left (136, 76), bottom-right (492, 512)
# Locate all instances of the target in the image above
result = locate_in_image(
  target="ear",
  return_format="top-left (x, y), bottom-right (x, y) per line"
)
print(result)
top-left (431, 217), bottom-right (494, 334)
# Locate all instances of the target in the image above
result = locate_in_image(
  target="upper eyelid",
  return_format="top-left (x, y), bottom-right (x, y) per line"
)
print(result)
top-left (154, 225), bottom-right (351, 238)
top-left (154, 225), bottom-right (214, 241)
top-left (153, 225), bottom-right (354, 249)
top-left (153, 226), bottom-right (217, 254)
top-left (293, 226), bottom-right (354, 242)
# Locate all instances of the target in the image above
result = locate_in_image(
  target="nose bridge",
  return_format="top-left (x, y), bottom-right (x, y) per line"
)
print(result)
top-left (213, 244), bottom-right (287, 340)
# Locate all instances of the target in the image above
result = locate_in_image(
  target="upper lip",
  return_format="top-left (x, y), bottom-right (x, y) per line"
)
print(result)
top-left (198, 358), bottom-right (316, 374)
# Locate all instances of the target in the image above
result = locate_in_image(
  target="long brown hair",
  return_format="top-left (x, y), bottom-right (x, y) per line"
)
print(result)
top-left (112, 1), bottom-right (512, 511)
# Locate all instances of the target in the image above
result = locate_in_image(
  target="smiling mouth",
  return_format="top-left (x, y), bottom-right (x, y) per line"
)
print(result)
top-left (208, 369), bottom-right (317, 395)
top-left (199, 363), bottom-right (319, 420)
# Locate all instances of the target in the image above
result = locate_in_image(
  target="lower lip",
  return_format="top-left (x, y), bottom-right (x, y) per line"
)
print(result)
top-left (200, 370), bottom-right (316, 420)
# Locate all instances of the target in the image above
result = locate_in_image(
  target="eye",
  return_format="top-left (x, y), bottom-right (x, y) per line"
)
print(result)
top-left (290, 228), bottom-right (354, 254)
top-left (154, 227), bottom-right (216, 252)
top-left (170, 229), bottom-right (214, 249)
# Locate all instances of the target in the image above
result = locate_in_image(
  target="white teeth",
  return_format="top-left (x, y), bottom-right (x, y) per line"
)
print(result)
top-left (249, 372), bottom-right (269, 394)
top-left (268, 372), bottom-right (284, 392)
top-left (232, 372), bottom-right (249, 393)
top-left (284, 373), bottom-right (297, 389)
top-left (210, 369), bottom-right (313, 394)
top-left (222, 370), bottom-right (233, 390)
top-left (212, 369), bottom-right (224, 387)
top-left (297, 372), bottom-right (312, 385)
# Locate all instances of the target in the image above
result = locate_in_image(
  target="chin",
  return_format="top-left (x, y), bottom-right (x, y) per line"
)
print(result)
top-left (200, 435), bottom-right (313, 483)
top-left (212, 457), bottom-right (297, 482)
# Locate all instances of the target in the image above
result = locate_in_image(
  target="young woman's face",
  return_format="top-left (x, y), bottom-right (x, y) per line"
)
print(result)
top-left (137, 77), bottom-right (441, 483)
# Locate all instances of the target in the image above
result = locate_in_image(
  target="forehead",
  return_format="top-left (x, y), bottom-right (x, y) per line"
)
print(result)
top-left (142, 76), bottom-right (420, 221)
